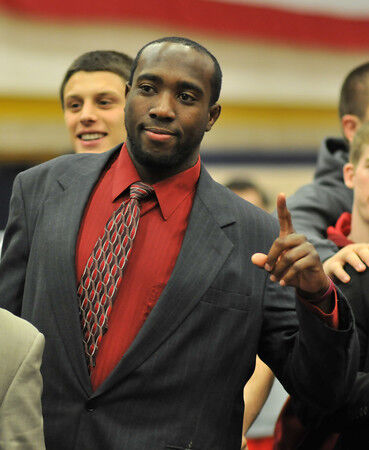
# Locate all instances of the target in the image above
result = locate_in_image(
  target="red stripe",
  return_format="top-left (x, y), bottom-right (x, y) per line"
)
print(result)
top-left (1, 0), bottom-right (369, 50)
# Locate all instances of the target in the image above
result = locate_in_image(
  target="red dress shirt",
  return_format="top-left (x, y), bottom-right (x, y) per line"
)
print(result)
top-left (76, 144), bottom-right (200, 389)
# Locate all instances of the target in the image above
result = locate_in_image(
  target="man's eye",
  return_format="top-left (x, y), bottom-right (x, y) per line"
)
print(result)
top-left (68, 102), bottom-right (81, 110)
top-left (139, 84), bottom-right (154, 94)
top-left (98, 99), bottom-right (112, 106)
top-left (179, 93), bottom-right (195, 103)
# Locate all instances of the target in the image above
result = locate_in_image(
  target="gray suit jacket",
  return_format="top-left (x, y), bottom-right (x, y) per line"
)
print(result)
top-left (0, 308), bottom-right (45, 450)
top-left (0, 145), bottom-right (358, 449)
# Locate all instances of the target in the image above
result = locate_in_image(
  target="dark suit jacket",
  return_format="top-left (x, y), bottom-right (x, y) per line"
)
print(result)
top-left (326, 267), bottom-right (369, 449)
top-left (0, 145), bottom-right (358, 450)
top-left (278, 267), bottom-right (369, 450)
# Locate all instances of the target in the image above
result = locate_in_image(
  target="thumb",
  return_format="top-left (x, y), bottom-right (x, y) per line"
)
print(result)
top-left (251, 252), bottom-right (267, 268)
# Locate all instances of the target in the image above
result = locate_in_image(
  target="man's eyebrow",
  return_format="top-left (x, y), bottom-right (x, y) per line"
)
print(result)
top-left (95, 91), bottom-right (121, 97)
top-left (136, 73), bottom-right (162, 84)
top-left (177, 81), bottom-right (204, 97)
top-left (65, 90), bottom-right (120, 99)
top-left (64, 94), bottom-right (81, 99)
top-left (135, 74), bottom-right (204, 97)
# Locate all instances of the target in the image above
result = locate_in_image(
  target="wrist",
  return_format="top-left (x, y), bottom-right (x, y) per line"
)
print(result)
top-left (297, 277), bottom-right (333, 303)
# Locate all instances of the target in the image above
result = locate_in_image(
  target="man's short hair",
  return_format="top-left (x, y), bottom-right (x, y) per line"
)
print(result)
top-left (339, 62), bottom-right (369, 120)
top-left (349, 122), bottom-right (369, 166)
top-left (129, 37), bottom-right (222, 106)
top-left (60, 50), bottom-right (133, 108)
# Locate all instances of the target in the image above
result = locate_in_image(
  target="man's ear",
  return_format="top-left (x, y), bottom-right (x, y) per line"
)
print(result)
top-left (125, 83), bottom-right (131, 98)
top-left (343, 162), bottom-right (355, 189)
top-left (342, 114), bottom-right (361, 143)
top-left (206, 104), bottom-right (221, 132)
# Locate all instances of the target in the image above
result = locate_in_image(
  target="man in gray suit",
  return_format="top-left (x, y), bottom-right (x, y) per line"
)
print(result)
top-left (0, 308), bottom-right (45, 449)
top-left (0, 37), bottom-right (358, 449)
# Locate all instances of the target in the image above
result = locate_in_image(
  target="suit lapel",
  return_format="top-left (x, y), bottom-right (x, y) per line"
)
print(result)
top-left (44, 148), bottom-right (119, 393)
top-left (94, 166), bottom-right (236, 396)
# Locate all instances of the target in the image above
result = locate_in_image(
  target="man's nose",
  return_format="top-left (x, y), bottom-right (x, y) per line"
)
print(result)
top-left (80, 101), bottom-right (98, 124)
top-left (149, 92), bottom-right (175, 121)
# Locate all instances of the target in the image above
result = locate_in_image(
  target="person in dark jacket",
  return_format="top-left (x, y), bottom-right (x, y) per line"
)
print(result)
top-left (285, 62), bottom-right (369, 280)
top-left (276, 122), bottom-right (369, 449)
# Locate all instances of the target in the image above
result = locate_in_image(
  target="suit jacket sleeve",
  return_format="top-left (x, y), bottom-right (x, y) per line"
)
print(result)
top-left (258, 268), bottom-right (358, 413)
top-left (0, 175), bottom-right (30, 315)
top-left (290, 267), bottom-right (369, 433)
top-left (0, 331), bottom-right (45, 450)
top-left (323, 268), bottom-right (369, 428)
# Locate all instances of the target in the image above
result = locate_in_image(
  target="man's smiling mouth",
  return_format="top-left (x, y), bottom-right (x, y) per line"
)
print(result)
top-left (78, 132), bottom-right (107, 141)
top-left (142, 127), bottom-right (178, 143)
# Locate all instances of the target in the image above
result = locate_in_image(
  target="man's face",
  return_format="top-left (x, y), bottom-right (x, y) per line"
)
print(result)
top-left (124, 42), bottom-right (220, 180)
top-left (63, 71), bottom-right (126, 153)
top-left (345, 144), bottom-right (369, 225)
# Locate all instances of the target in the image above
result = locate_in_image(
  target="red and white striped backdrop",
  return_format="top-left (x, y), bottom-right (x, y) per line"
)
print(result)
top-left (1, 0), bottom-right (369, 50)
top-left (1, 0), bottom-right (369, 158)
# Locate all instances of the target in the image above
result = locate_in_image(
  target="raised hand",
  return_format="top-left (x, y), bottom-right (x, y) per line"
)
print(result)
top-left (252, 194), bottom-right (330, 298)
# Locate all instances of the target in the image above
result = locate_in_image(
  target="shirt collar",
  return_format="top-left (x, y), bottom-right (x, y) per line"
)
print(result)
top-left (111, 143), bottom-right (201, 220)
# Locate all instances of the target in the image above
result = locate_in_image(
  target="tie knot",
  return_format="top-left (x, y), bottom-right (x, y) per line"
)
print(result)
top-left (129, 182), bottom-right (154, 201)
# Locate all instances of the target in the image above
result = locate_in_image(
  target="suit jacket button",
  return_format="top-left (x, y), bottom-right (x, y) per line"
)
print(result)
top-left (86, 402), bottom-right (95, 412)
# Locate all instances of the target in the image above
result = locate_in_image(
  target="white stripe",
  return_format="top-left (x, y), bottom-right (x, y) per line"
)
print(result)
top-left (215, 0), bottom-right (369, 18)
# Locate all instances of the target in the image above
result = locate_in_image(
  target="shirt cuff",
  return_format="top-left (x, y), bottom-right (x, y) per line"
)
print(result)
top-left (298, 279), bottom-right (339, 329)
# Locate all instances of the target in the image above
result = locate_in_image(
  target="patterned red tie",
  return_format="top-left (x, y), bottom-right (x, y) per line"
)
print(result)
top-left (77, 182), bottom-right (154, 372)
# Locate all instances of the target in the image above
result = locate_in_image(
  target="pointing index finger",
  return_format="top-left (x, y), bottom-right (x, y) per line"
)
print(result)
top-left (277, 193), bottom-right (294, 237)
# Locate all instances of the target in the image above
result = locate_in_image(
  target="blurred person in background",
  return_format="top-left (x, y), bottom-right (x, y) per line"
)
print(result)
top-left (275, 60), bottom-right (369, 449)
top-left (60, 50), bottom-right (133, 154)
top-left (0, 308), bottom-right (45, 449)
top-left (226, 179), bottom-right (287, 450)
top-left (285, 62), bottom-right (369, 281)
top-left (276, 122), bottom-right (369, 449)
top-left (0, 50), bottom-right (133, 255)
top-left (226, 179), bottom-right (270, 211)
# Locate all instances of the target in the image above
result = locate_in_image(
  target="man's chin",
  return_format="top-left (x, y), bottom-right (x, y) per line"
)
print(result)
top-left (131, 145), bottom-right (181, 169)
top-left (138, 153), bottom-right (179, 169)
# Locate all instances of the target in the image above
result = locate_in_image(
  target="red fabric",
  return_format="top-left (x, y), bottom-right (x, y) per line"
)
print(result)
top-left (326, 212), bottom-right (353, 249)
top-left (274, 398), bottom-right (306, 450)
top-left (1, 0), bottom-right (369, 51)
top-left (247, 436), bottom-right (274, 450)
top-left (298, 278), bottom-right (339, 329)
top-left (76, 144), bottom-right (200, 389)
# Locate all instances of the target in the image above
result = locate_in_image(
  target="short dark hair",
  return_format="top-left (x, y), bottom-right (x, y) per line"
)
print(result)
top-left (129, 37), bottom-right (222, 106)
top-left (226, 179), bottom-right (269, 208)
top-left (60, 50), bottom-right (133, 108)
top-left (339, 62), bottom-right (369, 120)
